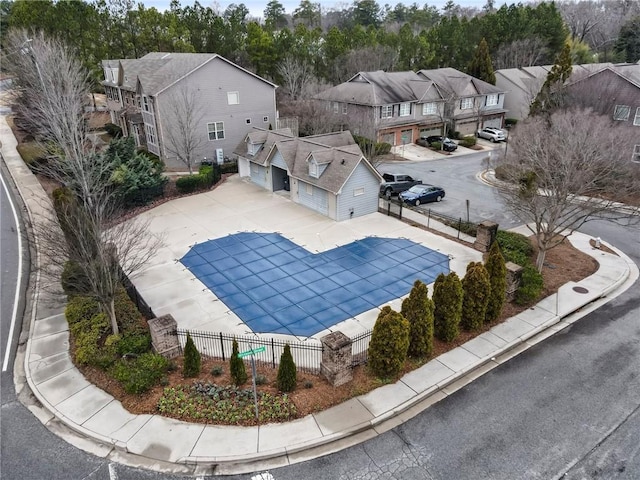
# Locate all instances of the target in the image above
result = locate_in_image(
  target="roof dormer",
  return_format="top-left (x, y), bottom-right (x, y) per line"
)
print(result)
top-left (308, 152), bottom-right (331, 178)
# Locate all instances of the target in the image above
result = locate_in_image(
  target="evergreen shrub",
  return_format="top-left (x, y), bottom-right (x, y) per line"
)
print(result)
top-left (485, 241), bottom-right (507, 323)
top-left (112, 352), bottom-right (170, 394)
top-left (183, 332), bottom-right (201, 378)
top-left (433, 272), bottom-right (463, 342)
top-left (230, 339), bottom-right (247, 386)
top-left (277, 344), bottom-right (297, 392)
top-left (515, 264), bottom-right (544, 305)
top-left (496, 230), bottom-right (533, 266)
top-left (368, 306), bottom-right (410, 379)
top-left (65, 295), bottom-right (100, 331)
top-left (175, 175), bottom-right (201, 193)
top-left (461, 262), bottom-right (491, 331)
top-left (104, 123), bottom-right (123, 138)
top-left (401, 280), bottom-right (435, 358)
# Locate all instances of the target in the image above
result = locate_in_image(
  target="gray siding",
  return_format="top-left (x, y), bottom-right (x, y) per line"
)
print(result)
top-left (271, 151), bottom-right (288, 170)
top-left (250, 162), bottom-right (268, 189)
top-left (297, 181), bottom-right (329, 216)
top-left (156, 57), bottom-right (276, 169)
top-left (336, 162), bottom-right (380, 221)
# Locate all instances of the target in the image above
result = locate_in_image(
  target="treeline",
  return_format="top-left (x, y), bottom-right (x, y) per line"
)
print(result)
top-left (1, 0), bottom-right (634, 89)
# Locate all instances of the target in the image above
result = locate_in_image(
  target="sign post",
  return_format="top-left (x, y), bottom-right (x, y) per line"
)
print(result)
top-left (238, 346), bottom-right (267, 421)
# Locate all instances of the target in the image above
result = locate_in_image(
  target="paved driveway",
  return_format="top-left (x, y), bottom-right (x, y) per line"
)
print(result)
top-left (130, 175), bottom-right (481, 343)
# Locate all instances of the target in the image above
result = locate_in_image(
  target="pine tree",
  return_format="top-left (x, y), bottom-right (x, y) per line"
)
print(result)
top-left (183, 332), bottom-right (201, 378)
top-left (530, 42), bottom-right (573, 116)
top-left (229, 338), bottom-right (247, 386)
top-left (485, 241), bottom-right (507, 323)
top-left (433, 272), bottom-right (463, 342)
top-left (468, 37), bottom-right (496, 85)
top-left (401, 280), bottom-right (435, 358)
top-left (277, 344), bottom-right (297, 392)
top-left (368, 307), bottom-right (410, 379)
top-left (461, 262), bottom-right (491, 331)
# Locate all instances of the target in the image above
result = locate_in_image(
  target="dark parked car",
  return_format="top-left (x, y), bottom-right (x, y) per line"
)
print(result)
top-left (399, 184), bottom-right (445, 206)
top-left (417, 136), bottom-right (458, 152)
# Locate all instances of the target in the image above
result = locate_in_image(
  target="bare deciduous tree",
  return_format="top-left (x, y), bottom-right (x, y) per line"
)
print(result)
top-left (494, 110), bottom-right (640, 272)
top-left (276, 54), bottom-right (314, 101)
top-left (163, 86), bottom-right (207, 174)
top-left (4, 29), bottom-right (162, 334)
top-left (493, 38), bottom-right (547, 69)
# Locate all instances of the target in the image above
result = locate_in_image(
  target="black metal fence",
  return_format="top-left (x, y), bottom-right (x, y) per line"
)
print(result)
top-left (379, 197), bottom-right (478, 239)
top-left (121, 272), bottom-right (156, 320)
top-left (174, 329), bottom-right (324, 374)
top-left (351, 329), bottom-right (373, 367)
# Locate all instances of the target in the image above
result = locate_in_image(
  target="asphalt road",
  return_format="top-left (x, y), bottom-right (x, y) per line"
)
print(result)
top-left (1, 153), bottom-right (639, 480)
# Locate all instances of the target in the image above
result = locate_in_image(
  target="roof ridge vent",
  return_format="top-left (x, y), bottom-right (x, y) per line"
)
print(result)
top-left (161, 53), bottom-right (171, 59)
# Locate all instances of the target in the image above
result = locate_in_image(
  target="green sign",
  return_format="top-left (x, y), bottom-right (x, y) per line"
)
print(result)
top-left (238, 346), bottom-right (266, 358)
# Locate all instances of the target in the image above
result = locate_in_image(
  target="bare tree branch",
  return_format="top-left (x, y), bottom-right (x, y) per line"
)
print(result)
top-left (494, 109), bottom-right (640, 271)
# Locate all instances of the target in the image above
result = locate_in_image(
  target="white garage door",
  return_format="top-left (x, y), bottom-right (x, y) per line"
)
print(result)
top-left (483, 118), bottom-right (502, 129)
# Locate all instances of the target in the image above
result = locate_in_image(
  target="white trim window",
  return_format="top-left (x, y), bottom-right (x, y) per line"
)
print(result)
top-left (399, 102), bottom-right (411, 116)
top-left (305, 183), bottom-right (313, 195)
top-left (633, 145), bottom-right (640, 163)
top-left (207, 121), bottom-right (225, 140)
top-left (422, 102), bottom-right (437, 115)
top-left (145, 124), bottom-right (157, 145)
top-left (309, 161), bottom-right (319, 178)
top-left (381, 105), bottom-right (393, 118)
top-left (613, 105), bottom-right (631, 121)
top-left (263, 116), bottom-right (269, 123)
top-left (485, 94), bottom-right (499, 106)
top-left (227, 91), bottom-right (239, 105)
top-left (333, 102), bottom-right (339, 113)
top-left (342, 103), bottom-right (348, 114)
top-left (142, 95), bottom-right (150, 112)
top-left (460, 97), bottom-right (474, 110)
top-left (634, 107), bottom-right (640, 126)
top-left (353, 187), bottom-right (365, 196)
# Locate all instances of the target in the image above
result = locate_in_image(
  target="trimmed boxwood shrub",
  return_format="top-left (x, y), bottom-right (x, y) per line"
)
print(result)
top-left (230, 339), bottom-right (247, 386)
top-left (65, 295), bottom-right (100, 331)
top-left (220, 161), bottom-right (239, 174)
top-left (496, 230), bottom-right (533, 266)
top-left (515, 264), bottom-right (544, 305)
top-left (368, 306), bottom-right (410, 379)
top-left (104, 123), bottom-right (123, 138)
top-left (401, 280), bottom-right (434, 359)
top-left (461, 262), bottom-right (491, 331)
top-left (112, 352), bottom-right (170, 394)
top-left (277, 344), bottom-right (297, 392)
top-left (459, 135), bottom-right (477, 148)
top-left (183, 332), bottom-right (201, 378)
top-left (433, 272), bottom-right (463, 342)
top-left (73, 312), bottom-right (110, 365)
top-left (176, 174), bottom-right (201, 193)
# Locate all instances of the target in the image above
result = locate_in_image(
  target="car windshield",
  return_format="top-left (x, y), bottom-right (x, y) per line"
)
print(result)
top-left (407, 185), bottom-right (426, 193)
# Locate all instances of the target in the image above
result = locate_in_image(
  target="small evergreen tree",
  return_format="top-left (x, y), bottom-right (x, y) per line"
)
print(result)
top-left (485, 241), bottom-right (507, 323)
top-left (468, 37), bottom-right (496, 85)
top-left (530, 42), bottom-right (572, 116)
top-left (401, 280), bottom-right (435, 358)
top-left (230, 338), bottom-right (247, 385)
top-left (368, 307), bottom-right (410, 379)
top-left (433, 272), bottom-right (463, 342)
top-left (461, 262), bottom-right (491, 331)
top-left (183, 332), bottom-right (201, 378)
top-left (277, 344), bottom-right (297, 392)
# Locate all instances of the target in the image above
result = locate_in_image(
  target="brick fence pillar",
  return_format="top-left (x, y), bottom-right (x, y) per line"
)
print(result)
top-left (505, 262), bottom-right (523, 302)
top-left (474, 220), bottom-right (499, 252)
top-left (148, 314), bottom-right (181, 358)
top-left (320, 331), bottom-right (353, 387)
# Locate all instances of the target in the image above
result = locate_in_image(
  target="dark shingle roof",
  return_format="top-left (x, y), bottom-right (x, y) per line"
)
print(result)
top-left (418, 68), bottom-right (504, 96)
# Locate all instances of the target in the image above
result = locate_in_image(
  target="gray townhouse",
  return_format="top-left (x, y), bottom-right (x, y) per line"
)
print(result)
top-left (234, 128), bottom-right (383, 220)
top-left (313, 68), bottom-right (507, 146)
top-left (101, 52), bottom-right (277, 169)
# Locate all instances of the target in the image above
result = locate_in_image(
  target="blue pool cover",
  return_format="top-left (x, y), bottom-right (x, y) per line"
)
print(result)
top-left (181, 233), bottom-right (449, 337)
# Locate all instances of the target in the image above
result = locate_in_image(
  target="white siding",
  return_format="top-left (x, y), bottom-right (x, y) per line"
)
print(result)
top-left (336, 162), bottom-right (380, 221)
top-left (238, 157), bottom-right (250, 177)
top-left (297, 181), bottom-right (328, 216)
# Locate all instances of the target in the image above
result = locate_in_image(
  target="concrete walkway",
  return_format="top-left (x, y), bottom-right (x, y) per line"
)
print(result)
top-left (2, 113), bottom-right (638, 476)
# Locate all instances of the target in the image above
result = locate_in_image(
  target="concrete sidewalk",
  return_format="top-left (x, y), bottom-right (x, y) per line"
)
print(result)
top-left (2, 113), bottom-right (638, 476)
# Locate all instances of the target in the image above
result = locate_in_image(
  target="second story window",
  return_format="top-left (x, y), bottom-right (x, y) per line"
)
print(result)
top-left (207, 121), bottom-right (224, 140)
top-left (613, 105), bottom-right (630, 121)
top-left (342, 103), bottom-right (348, 114)
top-left (461, 97), bottom-right (474, 110)
top-left (485, 94), bottom-right (499, 106)
top-left (142, 96), bottom-right (150, 112)
top-left (399, 103), bottom-right (411, 116)
top-left (333, 102), bottom-right (339, 113)
top-left (381, 105), bottom-right (393, 118)
top-left (422, 102), bottom-right (436, 115)
top-left (634, 107), bottom-right (640, 126)
top-left (227, 91), bottom-right (239, 105)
